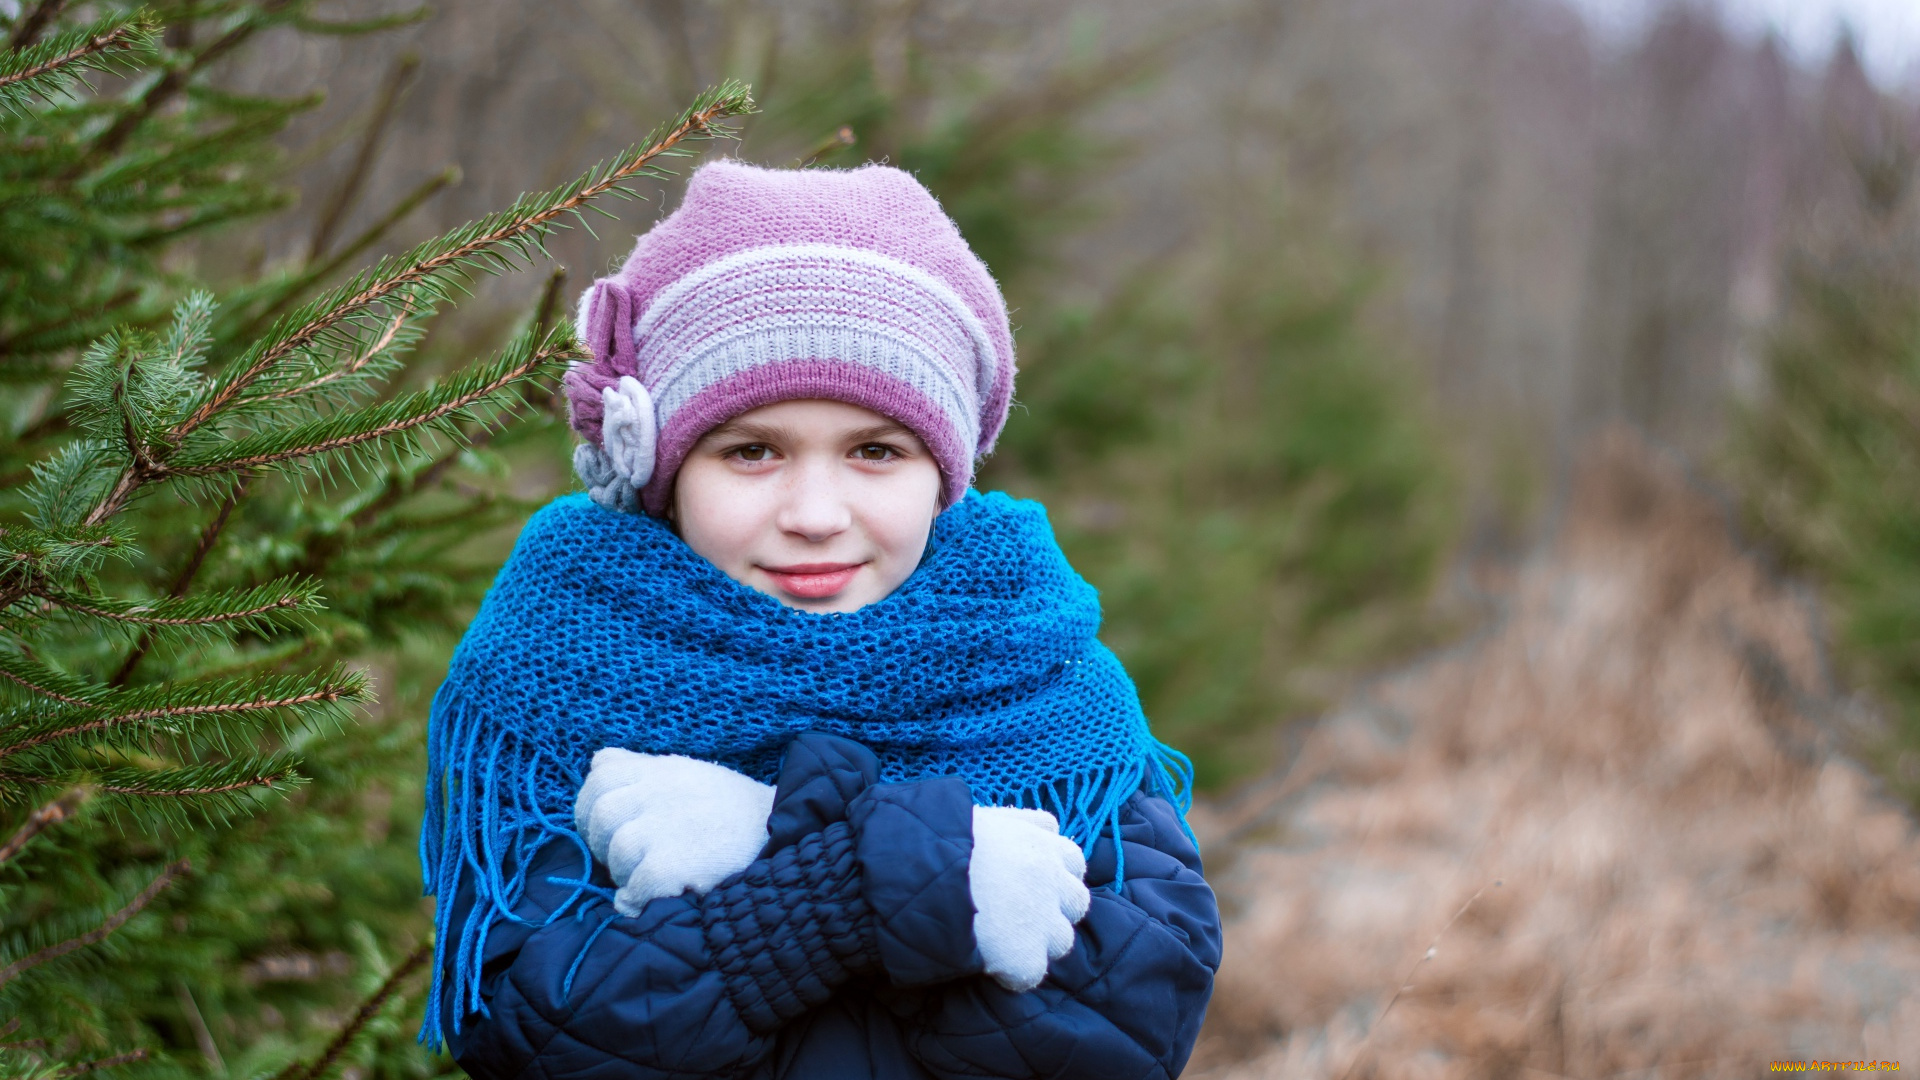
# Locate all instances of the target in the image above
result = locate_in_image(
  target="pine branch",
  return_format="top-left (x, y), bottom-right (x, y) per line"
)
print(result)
top-left (0, 522), bottom-right (135, 626)
top-left (56, 1050), bottom-right (148, 1077)
top-left (96, 770), bottom-right (286, 798)
top-left (69, 82), bottom-right (749, 530)
top-left (0, 652), bottom-right (97, 707)
top-left (0, 18), bottom-right (152, 104)
top-left (0, 693), bottom-right (339, 760)
top-left (308, 53), bottom-right (420, 259)
top-left (167, 81), bottom-right (753, 445)
top-left (163, 335), bottom-right (577, 479)
top-left (271, 943), bottom-right (430, 1080)
top-left (33, 579), bottom-right (321, 630)
top-left (93, 757), bottom-right (293, 799)
top-left (72, 1), bottom-right (290, 176)
top-left (0, 771), bottom-right (300, 830)
top-left (262, 303), bottom-right (410, 402)
top-left (799, 125), bottom-right (858, 168)
top-left (0, 859), bottom-right (186, 986)
top-left (0, 788), bottom-right (86, 866)
top-left (236, 166), bottom-right (460, 343)
top-left (288, 7), bottom-right (430, 36)
top-left (533, 266), bottom-right (569, 341)
top-left (174, 980), bottom-right (223, 1075)
top-left (0, 761), bottom-right (304, 830)
top-left (55, 1049), bottom-right (148, 1077)
top-left (337, 279), bottom-right (570, 532)
top-left (0, 670), bottom-right (365, 760)
top-left (528, 266), bottom-right (572, 419)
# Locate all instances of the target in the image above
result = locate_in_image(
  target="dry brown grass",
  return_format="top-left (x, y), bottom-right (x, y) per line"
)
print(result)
top-left (1186, 429), bottom-right (1920, 1079)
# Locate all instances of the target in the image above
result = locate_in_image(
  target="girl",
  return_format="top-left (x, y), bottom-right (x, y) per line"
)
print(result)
top-left (421, 160), bottom-right (1221, 1079)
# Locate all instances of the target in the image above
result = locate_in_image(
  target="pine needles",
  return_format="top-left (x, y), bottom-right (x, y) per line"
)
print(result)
top-left (0, 1), bottom-right (752, 1071)
top-left (0, 13), bottom-right (156, 114)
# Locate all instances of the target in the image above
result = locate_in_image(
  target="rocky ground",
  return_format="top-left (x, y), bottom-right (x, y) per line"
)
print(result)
top-left (1185, 432), bottom-right (1920, 1078)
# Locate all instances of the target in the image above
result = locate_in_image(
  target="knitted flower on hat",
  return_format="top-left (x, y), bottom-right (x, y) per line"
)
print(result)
top-left (563, 160), bottom-right (1017, 516)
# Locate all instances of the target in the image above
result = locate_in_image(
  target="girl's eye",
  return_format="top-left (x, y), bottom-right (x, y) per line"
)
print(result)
top-left (854, 444), bottom-right (896, 462)
top-left (733, 444), bottom-right (772, 462)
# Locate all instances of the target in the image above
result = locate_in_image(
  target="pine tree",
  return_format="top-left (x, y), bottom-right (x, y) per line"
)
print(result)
top-left (1731, 105), bottom-right (1920, 809)
top-left (0, 4), bottom-right (751, 1074)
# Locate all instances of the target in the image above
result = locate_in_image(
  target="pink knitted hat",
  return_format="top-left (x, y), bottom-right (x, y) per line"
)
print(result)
top-left (563, 159), bottom-right (1017, 517)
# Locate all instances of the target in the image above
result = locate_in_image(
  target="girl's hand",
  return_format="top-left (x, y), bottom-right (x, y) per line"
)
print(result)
top-left (968, 805), bottom-right (1091, 992)
top-left (573, 748), bottom-right (776, 916)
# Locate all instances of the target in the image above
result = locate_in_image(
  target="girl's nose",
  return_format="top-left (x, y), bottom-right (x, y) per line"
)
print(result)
top-left (774, 461), bottom-right (852, 542)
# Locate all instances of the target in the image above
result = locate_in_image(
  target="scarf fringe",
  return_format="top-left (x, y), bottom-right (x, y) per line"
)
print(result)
top-left (417, 687), bottom-right (1194, 1051)
top-left (420, 692), bottom-right (595, 1050)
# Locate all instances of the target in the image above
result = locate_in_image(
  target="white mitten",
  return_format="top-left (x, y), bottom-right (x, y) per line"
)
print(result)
top-left (572, 748), bottom-right (776, 916)
top-left (968, 806), bottom-right (1091, 992)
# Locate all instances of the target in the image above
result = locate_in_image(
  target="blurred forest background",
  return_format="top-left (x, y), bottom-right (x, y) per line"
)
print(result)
top-left (209, 0), bottom-right (1920, 790)
top-left (5, 0), bottom-right (1920, 1073)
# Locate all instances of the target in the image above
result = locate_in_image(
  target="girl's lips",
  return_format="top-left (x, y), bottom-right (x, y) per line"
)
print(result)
top-left (761, 563), bottom-right (864, 599)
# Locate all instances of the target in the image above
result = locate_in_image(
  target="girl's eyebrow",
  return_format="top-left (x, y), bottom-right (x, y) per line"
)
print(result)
top-left (846, 422), bottom-right (917, 444)
top-left (696, 418), bottom-right (919, 447)
top-left (701, 420), bottom-right (793, 445)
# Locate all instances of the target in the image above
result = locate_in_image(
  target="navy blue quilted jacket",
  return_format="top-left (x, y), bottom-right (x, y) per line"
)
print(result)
top-left (442, 733), bottom-right (1221, 1079)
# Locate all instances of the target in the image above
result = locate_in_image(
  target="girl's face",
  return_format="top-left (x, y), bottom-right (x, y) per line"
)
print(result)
top-left (671, 399), bottom-right (944, 614)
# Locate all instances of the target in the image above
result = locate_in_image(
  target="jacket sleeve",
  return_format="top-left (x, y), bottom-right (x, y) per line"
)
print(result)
top-left (887, 793), bottom-right (1223, 1080)
top-left (444, 819), bottom-right (877, 1080)
top-left (444, 733), bottom-right (971, 1080)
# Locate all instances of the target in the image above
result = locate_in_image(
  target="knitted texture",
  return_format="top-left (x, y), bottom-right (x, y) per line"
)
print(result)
top-left (418, 489), bottom-right (1192, 1042)
top-left (562, 160), bottom-right (1016, 515)
top-left (701, 820), bottom-right (880, 1035)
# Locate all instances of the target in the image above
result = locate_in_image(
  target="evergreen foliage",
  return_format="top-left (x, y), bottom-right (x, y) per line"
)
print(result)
top-left (1731, 161), bottom-right (1920, 808)
top-left (0, 2), bottom-right (750, 1072)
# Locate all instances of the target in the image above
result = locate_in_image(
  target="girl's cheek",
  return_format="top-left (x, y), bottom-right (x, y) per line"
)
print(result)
top-left (676, 465), bottom-right (769, 568)
top-left (870, 461), bottom-right (941, 559)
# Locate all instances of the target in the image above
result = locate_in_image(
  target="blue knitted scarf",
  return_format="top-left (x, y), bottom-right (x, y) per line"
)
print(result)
top-left (419, 489), bottom-right (1192, 1044)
